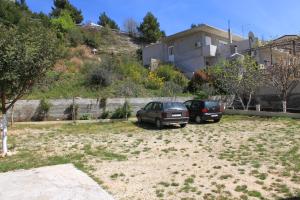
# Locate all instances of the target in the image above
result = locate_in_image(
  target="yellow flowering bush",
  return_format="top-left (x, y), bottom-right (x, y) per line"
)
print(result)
top-left (144, 71), bottom-right (164, 90)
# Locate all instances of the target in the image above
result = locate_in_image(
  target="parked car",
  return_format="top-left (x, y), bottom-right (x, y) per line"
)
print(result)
top-left (136, 101), bottom-right (189, 129)
top-left (184, 100), bottom-right (223, 123)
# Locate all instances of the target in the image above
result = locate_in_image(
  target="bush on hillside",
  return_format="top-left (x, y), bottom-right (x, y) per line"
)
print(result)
top-left (155, 64), bottom-right (188, 87)
top-left (162, 81), bottom-right (183, 97)
top-left (187, 70), bottom-right (210, 93)
top-left (115, 81), bottom-right (145, 97)
top-left (144, 72), bottom-right (164, 90)
top-left (67, 27), bottom-right (84, 47)
top-left (117, 57), bottom-right (147, 83)
top-left (87, 68), bottom-right (113, 87)
top-left (82, 29), bottom-right (101, 48)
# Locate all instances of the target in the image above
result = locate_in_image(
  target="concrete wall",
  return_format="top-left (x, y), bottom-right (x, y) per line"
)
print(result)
top-left (6, 97), bottom-right (193, 122)
top-left (5, 96), bottom-right (236, 122)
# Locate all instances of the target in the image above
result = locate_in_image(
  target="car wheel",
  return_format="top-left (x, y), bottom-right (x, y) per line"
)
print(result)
top-left (195, 115), bottom-right (202, 124)
top-left (214, 119), bottom-right (221, 123)
top-left (180, 124), bottom-right (187, 128)
top-left (137, 115), bottom-right (143, 124)
top-left (155, 119), bottom-right (163, 129)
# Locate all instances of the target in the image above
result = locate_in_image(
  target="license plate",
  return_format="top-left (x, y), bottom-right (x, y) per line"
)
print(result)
top-left (172, 114), bottom-right (182, 117)
top-left (211, 115), bottom-right (218, 117)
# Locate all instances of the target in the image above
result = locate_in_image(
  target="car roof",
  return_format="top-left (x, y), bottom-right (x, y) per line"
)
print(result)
top-left (186, 99), bottom-right (219, 102)
top-left (149, 101), bottom-right (183, 104)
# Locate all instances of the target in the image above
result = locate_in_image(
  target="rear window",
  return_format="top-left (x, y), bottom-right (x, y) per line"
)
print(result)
top-left (205, 101), bottom-right (219, 108)
top-left (163, 102), bottom-right (186, 110)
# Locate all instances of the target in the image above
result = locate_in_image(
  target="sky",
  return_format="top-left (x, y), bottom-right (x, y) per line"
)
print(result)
top-left (26, 0), bottom-right (300, 40)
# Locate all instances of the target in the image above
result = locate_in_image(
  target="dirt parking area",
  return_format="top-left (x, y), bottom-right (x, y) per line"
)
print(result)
top-left (1, 115), bottom-right (300, 200)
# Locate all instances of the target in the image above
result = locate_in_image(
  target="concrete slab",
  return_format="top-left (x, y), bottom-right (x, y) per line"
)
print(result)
top-left (0, 164), bottom-right (115, 200)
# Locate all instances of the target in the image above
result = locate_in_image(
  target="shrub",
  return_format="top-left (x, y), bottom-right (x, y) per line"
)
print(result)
top-left (162, 81), bottom-right (183, 96)
top-left (173, 72), bottom-right (188, 87)
top-left (156, 65), bottom-right (175, 81)
top-left (79, 114), bottom-right (91, 120)
top-left (117, 58), bottom-right (147, 83)
top-left (187, 70), bottom-right (210, 93)
top-left (194, 91), bottom-right (209, 100)
top-left (34, 98), bottom-right (52, 121)
top-left (64, 104), bottom-right (79, 120)
top-left (115, 81), bottom-right (144, 97)
top-left (87, 68), bottom-right (113, 87)
top-left (155, 64), bottom-right (188, 87)
top-left (144, 72), bottom-right (164, 90)
top-left (100, 111), bottom-right (110, 119)
top-left (111, 101), bottom-right (132, 119)
top-left (67, 27), bottom-right (84, 47)
top-left (82, 29), bottom-right (101, 48)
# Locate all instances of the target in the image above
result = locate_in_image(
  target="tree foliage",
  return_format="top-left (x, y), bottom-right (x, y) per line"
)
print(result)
top-left (266, 55), bottom-right (300, 112)
top-left (208, 56), bottom-right (264, 110)
top-left (50, 0), bottom-right (83, 24)
top-left (51, 10), bottom-right (76, 33)
top-left (138, 12), bottom-right (164, 44)
top-left (98, 12), bottom-right (119, 30)
top-left (0, 22), bottom-right (59, 114)
top-left (0, 0), bottom-right (26, 25)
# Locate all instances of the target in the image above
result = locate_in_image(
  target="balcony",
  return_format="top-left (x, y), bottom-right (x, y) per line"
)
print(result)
top-left (203, 45), bottom-right (217, 57)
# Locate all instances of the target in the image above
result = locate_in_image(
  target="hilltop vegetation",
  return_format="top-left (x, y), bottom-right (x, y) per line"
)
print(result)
top-left (0, 0), bottom-right (194, 100)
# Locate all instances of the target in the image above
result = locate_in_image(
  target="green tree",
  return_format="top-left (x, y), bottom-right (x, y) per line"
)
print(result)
top-left (98, 12), bottom-right (119, 30)
top-left (51, 10), bottom-right (76, 33)
top-left (0, 0), bottom-right (23, 25)
top-left (138, 12), bottom-right (164, 43)
top-left (0, 22), bottom-right (59, 156)
top-left (50, 0), bottom-right (83, 24)
top-left (208, 56), bottom-right (264, 110)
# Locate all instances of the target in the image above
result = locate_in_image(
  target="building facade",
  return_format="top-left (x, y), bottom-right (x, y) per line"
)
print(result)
top-left (142, 24), bottom-right (258, 77)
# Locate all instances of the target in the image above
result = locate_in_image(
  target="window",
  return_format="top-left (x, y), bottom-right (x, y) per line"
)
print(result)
top-left (168, 46), bottom-right (174, 55)
top-left (191, 101), bottom-right (201, 110)
top-left (205, 36), bottom-right (212, 45)
top-left (219, 40), bottom-right (227, 45)
top-left (163, 102), bottom-right (186, 110)
top-left (184, 101), bottom-right (192, 109)
top-left (144, 103), bottom-right (153, 111)
top-left (153, 103), bottom-right (162, 111)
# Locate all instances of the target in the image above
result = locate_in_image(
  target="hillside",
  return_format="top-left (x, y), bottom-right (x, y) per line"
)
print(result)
top-left (26, 27), bottom-right (190, 100)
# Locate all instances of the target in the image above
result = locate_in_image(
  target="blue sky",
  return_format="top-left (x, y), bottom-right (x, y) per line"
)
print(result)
top-left (26, 0), bottom-right (300, 40)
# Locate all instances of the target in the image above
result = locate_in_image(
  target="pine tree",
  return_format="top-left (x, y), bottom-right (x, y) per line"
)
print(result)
top-left (98, 12), bottom-right (119, 30)
top-left (50, 0), bottom-right (83, 24)
top-left (138, 12), bottom-right (164, 44)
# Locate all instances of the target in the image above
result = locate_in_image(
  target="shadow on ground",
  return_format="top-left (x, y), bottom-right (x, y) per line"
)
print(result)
top-left (131, 121), bottom-right (183, 131)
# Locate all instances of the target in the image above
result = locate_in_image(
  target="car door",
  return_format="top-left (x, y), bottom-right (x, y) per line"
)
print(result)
top-left (142, 102), bottom-right (154, 122)
top-left (152, 102), bottom-right (163, 122)
top-left (190, 101), bottom-right (201, 118)
top-left (148, 102), bottom-right (160, 123)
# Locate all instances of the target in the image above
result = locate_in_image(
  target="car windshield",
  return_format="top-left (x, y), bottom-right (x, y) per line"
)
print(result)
top-left (205, 101), bottom-right (219, 108)
top-left (163, 102), bottom-right (186, 110)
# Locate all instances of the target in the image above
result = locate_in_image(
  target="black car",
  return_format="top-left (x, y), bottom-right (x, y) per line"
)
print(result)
top-left (184, 100), bottom-right (223, 123)
top-left (136, 101), bottom-right (189, 129)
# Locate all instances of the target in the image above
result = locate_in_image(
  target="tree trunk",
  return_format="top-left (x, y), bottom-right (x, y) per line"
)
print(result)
top-left (1, 92), bottom-right (8, 156)
top-left (282, 101), bottom-right (287, 113)
top-left (246, 93), bottom-right (252, 111)
top-left (2, 113), bottom-right (8, 156)
top-left (237, 96), bottom-right (246, 110)
top-left (11, 104), bottom-right (14, 127)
